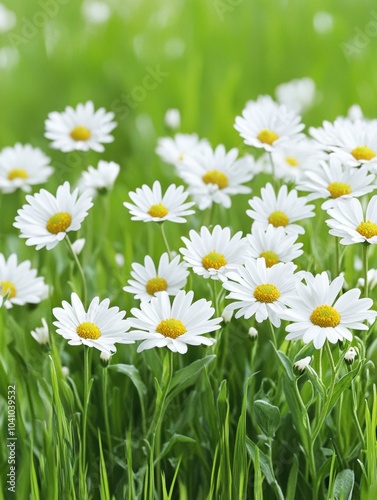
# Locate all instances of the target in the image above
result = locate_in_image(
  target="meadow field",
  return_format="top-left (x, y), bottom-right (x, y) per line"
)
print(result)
top-left (1, 0), bottom-right (377, 498)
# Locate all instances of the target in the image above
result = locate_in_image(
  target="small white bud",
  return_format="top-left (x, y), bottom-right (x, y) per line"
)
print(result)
top-left (62, 366), bottom-right (70, 377)
top-left (30, 318), bottom-right (50, 346)
top-left (248, 327), bottom-right (258, 340)
top-left (221, 308), bottom-right (233, 323)
top-left (164, 109), bottom-right (181, 129)
top-left (293, 355), bottom-right (312, 374)
top-left (115, 253), bottom-right (125, 267)
top-left (72, 238), bottom-right (85, 255)
top-left (100, 350), bottom-right (112, 367)
top-left (344, 347), bottom-right (358, 365)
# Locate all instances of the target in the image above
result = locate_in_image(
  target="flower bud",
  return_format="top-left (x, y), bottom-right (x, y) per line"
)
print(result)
top-left (248, 327), bottom-right (258, 340)
top-left (30, 318), bottom-right (50, 346)
top-left (293, 355), bottom-right (312, 374)
top-left (344, 347), bottom-right (357, 365)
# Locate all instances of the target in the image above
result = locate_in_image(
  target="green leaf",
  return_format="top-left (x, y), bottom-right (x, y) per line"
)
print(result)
top-left (108, 363), bottom-right (147, 398)
top-left (334, 469), bottom-right (354, 500)
top-left (155, 434), bottom-right (196, 463)
top-left (306, 365), bottom-right (326, 401)
top-left (273, 348), bottom-right (294, 382)
top-left (328, 365), bottom-right (361, 412)
top-left (168, 355), bottom-right (216, 402)
top-left (253, 399), bottom-right (280, 437)
top-left (286, 455), bottom-right (299, 500)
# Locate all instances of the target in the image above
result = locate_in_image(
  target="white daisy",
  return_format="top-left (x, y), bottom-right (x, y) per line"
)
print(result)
top-left (178, 144), bottom-right (253, 209)
top-left (282, 272), bottom-right (376, 349)
top-left (298, 158), bottom-right (376, 209)
top-left (271, 138), bottom-right (326, 183)
top-left (14, 181), bottom-right (93, 250)
top-left (309, 118), bottom-right (377, 169)
top-left (246, 225), bottom-right (303, 267)
top-left (222, 258), bottom-right (297, 327)
top-left (123, 180), bottom-right (195, 223)
top-left (52, 292), bottom-right (133, 355)
top-left (234, 95), bottom-right (305, 152)
top-left (45, 101), bottom-right (117, 153)
top-left (0, 253), bottom-right (49, 309)
top-left (326, 196), bottom-right (377, 245)
top-left (0, 143), bottom-right (53, 193)
top-left (275, 77), bottom-right (317, 114)
top-left (247, 183), bottom-right (315, 235)
top-left (123, 252), bottom-right (189, 302)
top-left (180, 225), bottom-right (249, 280)
top-left (31, 318), bottom-right (50, 346)
top-left (156, 133), bottom-right (210, 168)
top-left (126, 290), bottom-right (222, 354)
top-left (78, 160), bottom-right (120, 197)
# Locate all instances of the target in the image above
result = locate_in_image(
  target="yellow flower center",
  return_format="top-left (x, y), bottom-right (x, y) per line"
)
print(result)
top-left (356, 220), bottom-right (377, 239)
top-left (351, 145), bottom-right (376, 162)
top-left (268, 210), bottom-right (289, 228)
top-left (76, 321), bottom-right (101, 340)
top-left (146, 276), bottom-right (168, 296)
top-left (202, 170), bottom-right (229, 189)
top-left (156, 318), bottom-right (187, 339)
top-left (7, 168), bottom-right (29, 180)
top-left (46, 212), bottom-right (72, 234)
top-left (147, 203), bottom-right (169, 218)
top-left (70, 125), bottom-right (92, 142)
top-left (0, 281), bottom-right (16, 299)
top-left (285, 156), bottom-right (299, 167)
top-left (310, 305), bottom-right (341, 328)
top-left (253, 283), bottom-right (280, 303)
top-left (257, 129), bottom-right (279, 145)
top-left (327, 182), bottom-right (352, 199)
top-left (202, 251), bottom-right (227, 270)
top-left (259, 250), bottom-right (279, 267)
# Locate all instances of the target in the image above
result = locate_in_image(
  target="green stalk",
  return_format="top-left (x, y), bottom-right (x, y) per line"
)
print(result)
top-left (66, 234), bottom-right (88, 306)
top-left (102, 364), bottom-right (113, 465)
top-left (82, 346), bottom-right (93, 469)
top-left (160, 223), bottom-right (172, 259)
top-left (363, 243), bottom-right (369, 298)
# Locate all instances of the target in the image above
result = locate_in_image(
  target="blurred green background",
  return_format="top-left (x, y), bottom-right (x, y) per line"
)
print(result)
top-left (2, 0), bottom-right (377, 160)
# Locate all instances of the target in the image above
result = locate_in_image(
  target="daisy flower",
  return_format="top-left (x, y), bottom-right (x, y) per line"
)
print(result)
top-left (53, 292), bottom-right (133, 355)
top-left (0, 143), bottom-right (53, 193)
top-left (222, 258), bottom-right (297, 327)
top-left (246, 225), bottom-right (303, 267)
top-left (275, 77), bottom-right (317, 114)
top-left (45, 101), bottom-right (117, 153)
top-left (234, 95), bottom-right (305, 152)
top-left (123, 180), bottom-right (195, 223)
top-left (326, 196), bottom-right (377, 245)
top-left (309, 118), bottom-right (377, 169)
top-left (282, 272), bottom-right (376, 349)
top-left (0, 253), bottom-right (49, 309)
top-left (78, 160), bottom-right (120, 197)
top-left (247, 183), bottom-right (315, 235)
top-left (178, 144), bottom-right (253, 209)
top-left (123, 252), bottom-right (189, 302)
top-left (270, 138), bottom-right (326, 183)
top-left (156, 133), bottom-right (210, 168)
top-left (180, 225), bottom-right (249, 280)
top-left (14, 181), bottom-right (93, 250)
top-left (298, 158), bottom-right (376, 209)
top-left (126, 290), bottom-right (222, 353)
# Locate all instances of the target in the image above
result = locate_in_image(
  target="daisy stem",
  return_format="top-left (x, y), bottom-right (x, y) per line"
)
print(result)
top-left (349, 370), bottom-right (365, 448)
top-left (149, 351), bottom-right (174, 497)
top-left (82, 346), bottom-right (93, 469)
top-left (268, 152), bottom-right (276, 182)
top-left (312, 342), bottom-right (337, 444)
top-left (66, 235), bottom-right (88, 306)
top-left (101, 364), bottom-right (113, 465)
top-left (363, 243), bottom-right (369, 297)
top-left (268, 320), bottom-right (277, 348)
top-left (160, 223), bottom-right (172, 259)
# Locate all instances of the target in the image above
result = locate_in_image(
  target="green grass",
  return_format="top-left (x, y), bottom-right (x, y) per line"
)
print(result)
top-left (2, 0), bottom-right (377, 498)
